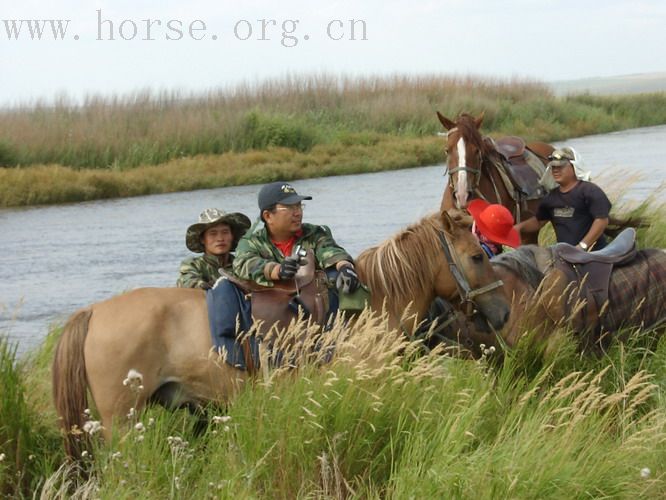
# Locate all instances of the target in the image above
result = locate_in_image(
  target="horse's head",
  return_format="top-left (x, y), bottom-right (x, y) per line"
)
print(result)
top-left (437, 111), bottom-right (488, 209)
top-left (435, 208), bottom-right (511, 333)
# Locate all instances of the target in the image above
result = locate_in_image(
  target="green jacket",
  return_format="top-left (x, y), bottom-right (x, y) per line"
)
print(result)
top-left (233, 222), bottom-right (353, 287)
top-left (176, 254), bottom-right (233, 289)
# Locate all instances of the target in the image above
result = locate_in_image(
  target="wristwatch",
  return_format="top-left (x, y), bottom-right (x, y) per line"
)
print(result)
top-left (578, 241), bottom-right (589, 251)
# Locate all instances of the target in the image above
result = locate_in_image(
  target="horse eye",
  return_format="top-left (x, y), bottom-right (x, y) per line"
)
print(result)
top-left (471, 253), bottom-right (484, 263)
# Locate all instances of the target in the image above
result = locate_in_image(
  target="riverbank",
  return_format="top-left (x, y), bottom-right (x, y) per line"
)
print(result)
top-left (2, 74), bottom-right (666, 207)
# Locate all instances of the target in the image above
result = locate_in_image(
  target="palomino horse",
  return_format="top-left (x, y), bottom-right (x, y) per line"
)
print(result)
top-left (437, 112), bottom-right (554, 244)
top-left (52, 209), bottom-right (510, 457)
top-left (488, 243), bottom-right (666, 353)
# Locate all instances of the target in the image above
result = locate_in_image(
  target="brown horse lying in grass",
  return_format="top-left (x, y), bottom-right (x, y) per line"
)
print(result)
top-left (52, 209), bottom-right (510, 458)
top-left (487, 244), bottom-right (666, 354)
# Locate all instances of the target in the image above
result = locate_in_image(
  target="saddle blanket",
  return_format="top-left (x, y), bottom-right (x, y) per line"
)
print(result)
top-left (603, 249), bottom-right (666, 332)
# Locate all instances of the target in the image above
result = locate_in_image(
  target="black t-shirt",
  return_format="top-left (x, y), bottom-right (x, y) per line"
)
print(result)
top-left (536, 181), bottom-right (612, 249)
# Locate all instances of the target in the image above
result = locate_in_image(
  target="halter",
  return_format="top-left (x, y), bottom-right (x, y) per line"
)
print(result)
top-left (444, 129), bottom-right (502, 204)
top-left (438, 230), bottom-right (504, 318)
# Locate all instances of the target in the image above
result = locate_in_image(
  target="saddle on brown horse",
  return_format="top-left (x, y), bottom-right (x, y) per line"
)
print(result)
top-left (550, 228), bottom-right (637, 345)
top-left (220, 249), bottom-right (330, 336)
top-left (488, 136), bottom-right (550, 202)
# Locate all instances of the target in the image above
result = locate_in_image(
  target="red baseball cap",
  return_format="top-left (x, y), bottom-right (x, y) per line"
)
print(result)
top-left (467, 199), bottom-right (521, 248)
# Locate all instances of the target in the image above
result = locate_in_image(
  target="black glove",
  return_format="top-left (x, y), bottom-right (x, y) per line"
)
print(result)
top-left (336, 265), bottom-right (360, 294)
top-left (277, 256), bottom-right (300, 280)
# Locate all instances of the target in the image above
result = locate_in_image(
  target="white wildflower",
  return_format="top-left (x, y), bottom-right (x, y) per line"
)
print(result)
top-left (83, 409), bottom-right (91, 417)
top-left (223, 425), bottom-right (230, 433)
top-left (119, 480), bottom-right (127, 486)
top-left (28, 455), bottom-right (35, 461)
top-left (81, 451), bottom-right (89, 458)
top-left (147, 418), bottom-right (155, 427)
top-left (82, 420), bottom-right (103, 435)
top-left (134, 422), bottom-right (145, 432)
top-left (640, 467), bottom-right (651, 478)
top-left (111, 451), bottom-right (122, 460)
top-left (122, 369), bottom-right (144, 393)
top-left (136, 435), bottom-right (144, 442)
top-left (0, 453), bottom-right (5, 462)
top-left (212, 415), bottom-right (232, 425)
top-left (126, 408), bottom-right (136, 419)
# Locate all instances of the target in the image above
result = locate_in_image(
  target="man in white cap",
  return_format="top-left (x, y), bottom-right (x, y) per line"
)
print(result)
top-left (515, 147), bottom-right (611, 250)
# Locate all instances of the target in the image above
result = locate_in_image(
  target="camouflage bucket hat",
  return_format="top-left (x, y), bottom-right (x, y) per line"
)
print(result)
top-left (547, 147), bottom-right (576, 168)
top-left (186, 208), bottom-right (251, 253)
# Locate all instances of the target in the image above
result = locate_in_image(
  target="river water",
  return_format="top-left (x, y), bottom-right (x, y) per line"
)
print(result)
top-left (1, 125), bottom-right (665, 355)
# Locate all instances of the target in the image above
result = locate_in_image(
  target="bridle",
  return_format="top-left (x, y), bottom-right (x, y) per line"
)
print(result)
top-left (444, 128), bottom-right (503, 205)
top-left (437, 230), bottom-right (504, 318)
top-left (444, 127), bottom-right (483, 195)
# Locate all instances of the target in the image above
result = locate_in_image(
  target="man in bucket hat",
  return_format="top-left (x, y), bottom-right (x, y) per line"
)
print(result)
top-left (176, 208), bottom-right (251, 289)
top-left (515, 147), bottom-right (611, 251)
top-left (467, 199), bottom-right (521, 258)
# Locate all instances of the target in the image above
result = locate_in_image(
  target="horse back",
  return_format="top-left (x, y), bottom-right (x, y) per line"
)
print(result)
top-left (606, 249), bottom-right (666, 332)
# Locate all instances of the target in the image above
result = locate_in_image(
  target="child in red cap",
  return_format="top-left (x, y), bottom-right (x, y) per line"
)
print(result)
top-left (467, 200), bottom-right (521, 258)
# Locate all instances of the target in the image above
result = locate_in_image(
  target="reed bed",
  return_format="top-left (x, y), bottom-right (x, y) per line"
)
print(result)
top-left (1, 74), bottom-right (665, 207)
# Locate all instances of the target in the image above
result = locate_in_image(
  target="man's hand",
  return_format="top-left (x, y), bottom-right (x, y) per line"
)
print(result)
top-left (336, 265), bottom-right (360, 294)
top-left (277, 256), bottom-right (300, 280)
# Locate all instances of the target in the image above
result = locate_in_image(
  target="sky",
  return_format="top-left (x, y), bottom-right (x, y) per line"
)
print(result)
top-left (1, 0), bottom-right (665, 105)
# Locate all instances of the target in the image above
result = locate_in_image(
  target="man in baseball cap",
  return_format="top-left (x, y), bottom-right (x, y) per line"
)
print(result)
top-left (235, 181), bottom-right (357, 292)
top-left (516, 147), bottom-right (611, 251)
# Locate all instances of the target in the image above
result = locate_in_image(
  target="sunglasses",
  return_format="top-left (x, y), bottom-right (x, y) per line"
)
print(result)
top-left (548, 151), bottom-right (574, 161)
top-left (275, 203), bottom-right (305, 213)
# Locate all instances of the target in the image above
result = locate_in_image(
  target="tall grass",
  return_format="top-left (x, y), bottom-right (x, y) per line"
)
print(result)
top-left (1, 199), bottom-right (665, 498)
top-left (1, 74), bottom-right (665, 171)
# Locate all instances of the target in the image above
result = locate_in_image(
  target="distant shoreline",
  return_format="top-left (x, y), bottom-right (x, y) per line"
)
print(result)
top-left (2, 74), bottom-right (665, 208)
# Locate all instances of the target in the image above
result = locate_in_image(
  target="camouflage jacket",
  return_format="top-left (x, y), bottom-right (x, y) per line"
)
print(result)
top-left (233, 222), bottom-right (353, 287)
top-left (176, 254), bottom-right (233, 289)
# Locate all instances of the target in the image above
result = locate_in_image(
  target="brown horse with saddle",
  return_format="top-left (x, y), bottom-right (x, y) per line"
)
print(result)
top-left (52, 208), bottom-right (510, 458)
top-left (487, 228), bottom-right (666, 354)
top-left (437, 112), bottom-right (554, 244)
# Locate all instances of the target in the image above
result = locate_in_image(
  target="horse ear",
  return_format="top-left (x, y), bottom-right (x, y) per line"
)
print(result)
top-left (436, 111), bottom-right (456, 131)
top-left (441, 208), bottom-right (456, 234)
top-left (474, 111), bottom-right (485, 129)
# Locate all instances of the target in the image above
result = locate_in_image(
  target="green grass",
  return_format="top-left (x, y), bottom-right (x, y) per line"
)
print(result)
top-left (1, 198), bottom-right (666, 498)
top-left (1, 74), bottom-right (666, 207)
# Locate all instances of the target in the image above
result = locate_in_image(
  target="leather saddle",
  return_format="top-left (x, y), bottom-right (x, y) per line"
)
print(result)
top-left (220, 249), bottom-right (329, 336)
top-left (488, 136), bottom-right (548, 200)
top-left (551, 228), bottom-right (637, 341)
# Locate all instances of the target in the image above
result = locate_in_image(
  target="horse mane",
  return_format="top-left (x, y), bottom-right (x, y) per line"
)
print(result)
top-left (491, 246), bottom-right (544, 289)
top-left (356, 214), bottom-right (444, 314)
top-left (453, 113), bottom-right (495, 157)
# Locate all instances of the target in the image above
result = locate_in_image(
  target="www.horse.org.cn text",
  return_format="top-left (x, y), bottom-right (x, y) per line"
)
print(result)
top-left (1, 10), bottom-right (369, 47)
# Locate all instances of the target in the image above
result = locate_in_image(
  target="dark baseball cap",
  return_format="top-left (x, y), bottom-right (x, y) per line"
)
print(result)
top-left (258, 181), bottom-right (312, 211)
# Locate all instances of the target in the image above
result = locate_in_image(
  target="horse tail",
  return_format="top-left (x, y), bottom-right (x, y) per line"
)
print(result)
top-left (52, 307), bottom-right (92, 459)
